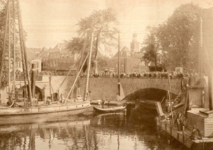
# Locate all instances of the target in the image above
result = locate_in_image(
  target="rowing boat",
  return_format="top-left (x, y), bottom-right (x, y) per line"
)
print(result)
top-left (139, 100), bottom-right (157, 110)
top-left (93, 105), bottom-right (126, 113)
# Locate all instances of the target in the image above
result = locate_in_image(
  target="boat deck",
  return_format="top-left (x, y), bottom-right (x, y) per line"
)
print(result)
top-left (0, 100), bottom-right (91, 116)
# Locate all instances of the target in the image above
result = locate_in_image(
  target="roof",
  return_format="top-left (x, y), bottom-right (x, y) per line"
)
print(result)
top-left (111, 46), bottom-right (131, 59)
top-left (26, 48), bottom-right (38, 60)
top-left (49, 43), bottom-right (69, 52)
top-left (39, 43), bottom-right (72, 59)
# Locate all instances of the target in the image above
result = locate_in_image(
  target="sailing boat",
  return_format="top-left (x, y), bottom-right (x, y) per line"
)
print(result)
top-left (0, 0), bottom-right (91, 125)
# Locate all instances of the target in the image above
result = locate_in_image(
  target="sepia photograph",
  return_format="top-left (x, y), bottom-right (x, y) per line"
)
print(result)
top-left (0, 0), bottom-right (212, 149)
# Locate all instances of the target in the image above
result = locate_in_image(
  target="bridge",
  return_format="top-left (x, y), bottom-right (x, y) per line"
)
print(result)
top-left (0, 74), bottom-right (207, 113)
top-left (12, 76), bottom-right (183, 102)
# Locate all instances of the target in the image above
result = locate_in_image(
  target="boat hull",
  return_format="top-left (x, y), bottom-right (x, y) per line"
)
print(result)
top-left (93, 106), bottom-right (126, 113)
top-left (139, 100), bottom-right (157, 110)
top-left (0, 102), bottom-right (92, 125)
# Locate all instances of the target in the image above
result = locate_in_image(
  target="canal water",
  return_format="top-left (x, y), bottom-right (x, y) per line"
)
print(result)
top-left (0, 106), bottom-right (189, 150)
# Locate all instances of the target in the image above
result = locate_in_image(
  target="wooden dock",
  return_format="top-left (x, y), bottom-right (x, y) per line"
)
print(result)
top-left (157, 108), bottom-right (213, 150)
top-left (157, 118), bottom-right (193, 149)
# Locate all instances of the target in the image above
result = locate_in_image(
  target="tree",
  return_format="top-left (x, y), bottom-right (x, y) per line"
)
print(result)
top-left (156, 3), bottom-right (201, 71)
top-left (75, 8), bottom-right (118, 72)
top-left (65, 37), bottom-right (91, 72)
top-left (142, 3), bottom-right (201, 71)
top-left (65, 37), bottom-right (87, 54)
top-left (141, 27), bottom-right (166, 71)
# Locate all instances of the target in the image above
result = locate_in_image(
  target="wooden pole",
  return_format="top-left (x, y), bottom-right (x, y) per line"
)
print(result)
top-left (0, 1), bottom-right (10, 88)
top-left (168, 75), bottom-right (173, 121)
top-left (13, 0), bottom-right (16, 93)
top-left (84, 32), bottom-right (93, 101)
top-left (8, 0), bottom-right (11, 93)
top-left (199, 17), bottom-right (203, 76)
top-left (49, 75), bottom-right (52, 101)
top-left (124, 57), bottom-right (126, 74)
top-left (209, 71), bottom-right (213, 110)
top-left (118, 32), bottom-right (120, 96)
top-left (168, 76), bottom-right (171, 101)
top-left (17, 0), bottom-right (32, 102)
top-left (17, 2), bottom-right (26, 86)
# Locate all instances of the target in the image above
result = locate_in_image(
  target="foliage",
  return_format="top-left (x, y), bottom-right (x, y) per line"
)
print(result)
top-left (67, 8), bottom-right (118, 72)
top-left (142, 3), bottom-right (201, 71)
top-left (78, 8), bottom-right (118, 56)
top-left (65, 37), bottom-right (88, 55)
top-left (141, 27), bottom-right (166, 70)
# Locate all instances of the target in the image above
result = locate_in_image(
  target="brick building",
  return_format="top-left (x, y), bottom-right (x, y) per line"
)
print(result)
top-left (39, 43), bottom-right (78, 73)
top-left (108, 46), bottom-right (148, 74)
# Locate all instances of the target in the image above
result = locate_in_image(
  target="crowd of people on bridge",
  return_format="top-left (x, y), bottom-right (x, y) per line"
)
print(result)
top-left (15, 69), bottom-right (199, 80)
top-left (80, 71), bottom-right (199, 79)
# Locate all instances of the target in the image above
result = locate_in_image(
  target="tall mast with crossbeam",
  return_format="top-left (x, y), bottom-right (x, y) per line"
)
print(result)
top-left (0, 0), bottom-right (32, 103)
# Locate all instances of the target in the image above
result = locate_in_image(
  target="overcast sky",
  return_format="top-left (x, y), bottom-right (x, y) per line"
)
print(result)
top-left (19, 0), bottom-right (213, 54)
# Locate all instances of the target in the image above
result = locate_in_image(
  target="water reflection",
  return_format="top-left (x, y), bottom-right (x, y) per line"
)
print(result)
top-left (0, 105), bottom-right (188, 150)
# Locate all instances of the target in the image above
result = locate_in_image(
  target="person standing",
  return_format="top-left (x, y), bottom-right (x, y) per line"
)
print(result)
top-left (15, 87), bottom-right (19, 100)
top-left (42, 86), bottom-right (46, 104)
top-left (23, 87), bottom-right (27, 106)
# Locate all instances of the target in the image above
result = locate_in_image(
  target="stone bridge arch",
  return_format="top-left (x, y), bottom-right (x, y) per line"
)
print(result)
top-left (14, 76), bottom-right (183, 102)
top-left (76, 77), bottom-right (182, 101)
top-left (123, 88), bottom-right (178, 103)
top-left (120, 78), bottom-right (182, 97)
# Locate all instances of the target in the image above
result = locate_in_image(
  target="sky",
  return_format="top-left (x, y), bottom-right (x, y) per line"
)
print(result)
top-left (19, 0), bottom-right (213, 55)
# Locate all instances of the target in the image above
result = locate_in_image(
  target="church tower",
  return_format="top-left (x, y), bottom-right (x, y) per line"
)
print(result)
top-left (130, 33), bottom-right (139, 54)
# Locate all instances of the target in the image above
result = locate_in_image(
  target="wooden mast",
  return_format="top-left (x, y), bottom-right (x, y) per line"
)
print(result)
top-left (84, 32), bottom-right (93, 101)
top-left (13, 0), bottom-right (16, 93)
top-left (16, 0), bottom-right (26, 87)
top-left (17, 0), bottom-right (32, 102)
top-left (199, 17), bottom-right (203, 76)
top-left (117, 32), bottom-right (120, 96)
top-left (8, 0), bottom-right (11, 93)
top-left (168, 75), bottom-right (173, 120)
top-left (0, 1), bottom-right (10, 89)
top-left (209, 71), bottom-right (213, 110)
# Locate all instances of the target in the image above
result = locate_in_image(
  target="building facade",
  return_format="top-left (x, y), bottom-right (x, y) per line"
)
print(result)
top-left (108, 46), bottom-right (148, 74)
top-left (41, 44), bottom-right (78, 73)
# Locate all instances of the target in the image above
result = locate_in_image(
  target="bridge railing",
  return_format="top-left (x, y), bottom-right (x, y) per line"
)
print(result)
top-left (31, 71), bottom-right (193, 79)
top-left (16, 75), bottom-right (43, 81)
top-left (79, 72), bottom-right (193, 79)
top-left (15, 71), bottom-right (196, 80)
